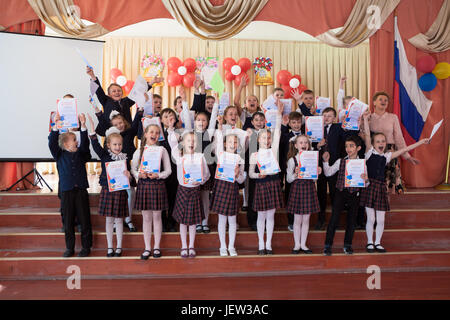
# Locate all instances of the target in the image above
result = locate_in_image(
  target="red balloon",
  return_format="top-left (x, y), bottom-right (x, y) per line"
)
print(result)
top-left (234, 72), bottom-right (247, 87)
top-left (292, 74), bottom-right (302, 84)
top-left (223, 57), bottom-right (236, 71)
top-left (238, 58), bottom-right (252, 72)
top-left (183, 58), bottom-right (197, 73)
top-left (183, 72), bottom-right (196, 87)
top-left (167, 57), bottom-right (182, 72)
top-left (277, 70), bottom-right (292, 85)
top-left (416, 55), bottom-right (436, 73)
top-left (282, 85), bottom-right (292, 98)
top-left (167, 71), bottom-right (182, 87)
top-left (110, 68), bottom-right (123, 82)
top-left (298, 84), bottom-right (308, 94)
top-left (123, 80), bottom-right (134, 94)
top-left (225, 70), bottom-right (235, 81)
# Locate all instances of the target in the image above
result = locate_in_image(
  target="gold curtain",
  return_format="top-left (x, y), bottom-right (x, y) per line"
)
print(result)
top-left (408, 0), bottom-right (450, 52)
top-left (102, 37), bottom-right (370, 119)
top-left (161, 0), bottom-right (268, 40)
top-left (316, 0), bottom-right (399, 48)
top-left (27, 0), bottom-right (109, 38)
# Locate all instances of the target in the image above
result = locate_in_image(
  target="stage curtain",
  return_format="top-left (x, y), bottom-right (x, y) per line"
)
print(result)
top-left (102, 36), bottom-right (370, 123)
top-left (161, 0), bottom-right (268, 40)
top-left (4, 19), bottom-right (45, 34)
top-left (408, 0), bottom-right (450, 52)
top-left (316, 0), bottom-right (399, 48)
top-left (27, 0), bottom-right (110, 38)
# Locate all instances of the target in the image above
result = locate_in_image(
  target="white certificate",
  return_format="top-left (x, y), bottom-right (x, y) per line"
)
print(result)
top-left (139, 146), bottom-right (162, 173)
top-left (182, 110), bottom-right (196, 129)
top-left (342, 98), bottom-right (368, 131)
top-left (218, 92), bottom-right (230, 116)
top-left (281, 99), bottom-right (292, 116)
top-left (141, 117), bottom-right (165, 141)
top-left (315, 96), bottom-right (330, 115)
top-left (429, 119), bottom-right (443, 140)
top-left (262, 95), bottom-right (277, 111)
top-left (344, 159), bottom-right (366, 188)
top-left (57, 98), bottom-right (78, 129)
top-left (215, 152), bottom-right (237, 183)
top-left (128, 75), bottom-right (148, 107)
top-left (305, 116), bottom-right (324, 142)
top-left (142, 93), bottom-right (153, 116)
top-left (257, 148), bottom-right (280, 175)
top-left (297, 151), bottom-right (319, 179)
top-left (106, 160), bottom-right (130, 192)
top-left (264, 109), bottom-right (278, 128)
top-left (182, 154), bottom-right (203, 185)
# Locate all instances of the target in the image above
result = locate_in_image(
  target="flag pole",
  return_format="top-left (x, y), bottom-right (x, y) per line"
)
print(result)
top-left (435, 144), bottom-right (450, 190)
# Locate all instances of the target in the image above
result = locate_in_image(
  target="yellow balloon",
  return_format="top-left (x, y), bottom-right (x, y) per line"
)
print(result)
top-left (432, 62), bottom-right (450, 80)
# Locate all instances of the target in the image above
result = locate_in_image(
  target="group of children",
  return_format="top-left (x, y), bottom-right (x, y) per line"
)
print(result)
top-left (49, 68), bottom-right (429, 258)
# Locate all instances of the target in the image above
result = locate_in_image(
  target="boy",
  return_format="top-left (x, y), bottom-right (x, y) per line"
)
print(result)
top-left (48, 113), bottom-right (93, 257)
top-left (322, 135), bottom-right (367, 256)
top-left (294, 89), bottom-right (316, 117)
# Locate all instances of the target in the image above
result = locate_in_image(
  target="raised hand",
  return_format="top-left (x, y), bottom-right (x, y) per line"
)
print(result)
top-left (317, 139), bottom-right (326, 148)
top-left (277, 99), bottom-right (284, 115)
top-left (150, 77), bottom-right (164, 86)
top-left (87, 114), bottom-right (95, 133)
top-left (407, 157), bottom-right (420, 165)
top-left (291, 88), bottom-right (302, 104)
top-left (322, 151), bottom-right (330, 162)
top-left (282, 114), bottom-right (290, 126)
top-left (239, 74), bottom-right (249, 88)
top-left (79, 113), bottom-right (86, 126)
top-left (86, 66), bottom-right (95, 80)
top-left (89, 96), bottom-right (100, 113)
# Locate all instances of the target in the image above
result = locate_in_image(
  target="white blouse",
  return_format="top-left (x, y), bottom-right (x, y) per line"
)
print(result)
top-left (215, 129), bottom-right (245, 184)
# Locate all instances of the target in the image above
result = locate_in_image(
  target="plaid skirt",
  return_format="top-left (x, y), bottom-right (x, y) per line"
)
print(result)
top-left (98, 187), bottom-right (129, 218)
top-left (173, 185), bottom-right (205, 225)
top-left (253, 178), bottom-right (284, 211)
top-left (287, 179), bottom-right (320, 215)
top-left (360, 178), bottom-right (390, 211)
top-left (134, 178), bottom-right (169, 211)
top-left (210, 179), bottom-right (240, 216)
top-left (201, 164), bottom-right (216, 191)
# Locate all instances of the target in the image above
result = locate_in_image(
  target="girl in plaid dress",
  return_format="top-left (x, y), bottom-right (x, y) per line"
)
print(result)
top-left (87, 116), bottom-right (130, 258)
top-left (249, 100), bottom-right (284, 255)
top-left (168, 128), bottom-right (211, 258)
top-left (131, 124), bottom-right (172, 260)
top-left (210, 117), bottom-right (246, 256)
top-left (361, 114), bottom-right (430, 253)
top-left (286, 135), bottom-right (321, 254)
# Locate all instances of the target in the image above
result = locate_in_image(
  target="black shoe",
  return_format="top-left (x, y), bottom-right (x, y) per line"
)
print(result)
top-left (314, 222), bottom-right (324, 230)
top-left (153, 249), bottom-right (162, 258)
top-left (366, 243), bottom-right (375, 253)
top-left (323, 247), bottom-right (332, 256)
top-left (124, 221), bottom-right (137, 232)
top-left (301, 248), bottom-right (313, 254)
top-left (250, 224), bottom-right (257, 231)
top-left (169, 227), bottom-right (177, 232)
top-left (114, 248), bottom-right (122, 257)
top-left (343, 246), bottom-right (353, 255)
top-left (356, 224), bottom-right (365, 230)
top-left (257, 249), bottom-right (266, 255)
top-left (63, 249), bottom-right (75, 257)
top-left (202, 225), bottom-right (211, 234)
top-left (140, 250), bottom-right (151, 260)
top-left (106, 248), bottom-right (115, 257)
top-left (242, 206), bottom-right (248, 212)
top-left (78, 248), bottom-right (90, 257)
top-left (266, 250), bottom-right (273, 255)
top-left (292, 249), bottom-right (301, 254)
top-left (196, 225), bottom-right (203, 233)
top-left (395, 184), bottom-right (404, 194)
top-left (375, 244), bottom-right (387, 253)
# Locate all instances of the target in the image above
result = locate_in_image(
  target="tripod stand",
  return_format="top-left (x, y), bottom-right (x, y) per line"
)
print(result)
top-left (4, 165), bottom-right (53, 192)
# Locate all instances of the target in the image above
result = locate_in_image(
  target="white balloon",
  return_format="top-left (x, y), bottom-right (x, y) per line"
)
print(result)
top-left (116, 75), bottom-right (127, 86)
top-left (231, 65), bottom-right (241, 76)
top-left (289, 78), bottom-right (300, 88)
top-left (178, 66), bottom-right (187, 76)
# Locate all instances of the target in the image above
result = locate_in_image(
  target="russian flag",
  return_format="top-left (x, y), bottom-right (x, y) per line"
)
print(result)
top-left (393, 17), bottom-right (432, 145)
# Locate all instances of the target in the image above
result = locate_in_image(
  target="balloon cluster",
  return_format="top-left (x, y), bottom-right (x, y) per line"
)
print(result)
top-left (167, 57), bottom-right (196, 87)
top-left (223, 57), bottom-right (252, 86)
top-left (417, 55), bottom-right (449, 92)
top-left (110, 68), bottom-right (134, 94)
top-left (276, 70), bottom-right (307, 98)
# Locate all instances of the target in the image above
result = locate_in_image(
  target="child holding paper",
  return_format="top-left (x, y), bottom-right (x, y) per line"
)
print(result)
top-left (322, 135), bottom-right (368, 256)
top-left (87, 116), bottom-right (130, 257)
top-left (234, 74), bottom-right (260, 130)
top-left (286, 135), bottom-right (321, 254)
top-left (249, 100), bottom-right (284, 255)
top-left (168, 130), bottom-right (211, 258)
top-left (131, 124), bottom-right (172, 260)
top-left (292, 89), bottom-right (316, 117)
top-left (210, 116), bottom-right (246, 256)
top-left (361, 114), bottom-right (430, 253)
top-left (337, 76), bottom-right (353, 123)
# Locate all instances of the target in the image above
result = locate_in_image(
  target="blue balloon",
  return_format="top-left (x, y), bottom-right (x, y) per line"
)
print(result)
top-left (418, 73), bottom-right (437, 91)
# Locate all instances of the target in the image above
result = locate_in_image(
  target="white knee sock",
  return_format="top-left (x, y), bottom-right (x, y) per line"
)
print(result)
top-left (265, 209), bottom-right (276, 250)
top-left (153, 211), bottom-right (162, 250)
top-left (365, 207), bottom-right (376, 244)
top-left (142, 210), bottom-right (153, 251)
top-left (201, 191), bottom-right (210, 226)
top-left (257, 211), bottom-right (267, 250)
top-left (228, 215), bottom-right (237, 250)
top-left (180, 224), bottom-right (188, 249)
top-left (114, 218), bottom-right (123, 249)
top-left (375, 211), bottom-right (386, 245)
top-left (293, 214), bottom-right (302, 250)
top-left (105, 217), bottom-right (114, 249)
top-left (300, 214), bottom-right (310, 250)
top-left (188, 224), bottom-right (197, 249)
top-left (218, 214), bottom-right (227, 249)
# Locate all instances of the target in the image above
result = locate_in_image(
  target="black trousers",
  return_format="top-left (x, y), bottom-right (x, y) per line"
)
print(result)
top-left (162, 177), bottom-right (178, 230)
top-left (317, 172), bottom-right (338, 225)
top-left (247, 178), bottom-right (258, 228)
top-left (61, 188), bottom-right (92, 250)
top-left (325, 189), bottom-right (359, 247)
top-left (284, 181), bottom-right (294, 226)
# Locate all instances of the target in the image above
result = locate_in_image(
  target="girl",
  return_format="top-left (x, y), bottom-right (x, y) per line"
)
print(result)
top-left (249, 100), bottom-right (284, 255)
top-left (286, 135), bottom-right (322, 254)
top-left (361, 113), bottom-right (430, 253)
top-left (234, 74), bottom-right (260, 130)
top-left (210, 116), bottom-right (245, 256)
top-left (87, 115), bottom-right (129, 257)
top-left (168, 129), bottom-right (211, 258)
top-left (180, 87), bottom-right (218, 234)
top-left (131, 124), bottom-right (172, 260)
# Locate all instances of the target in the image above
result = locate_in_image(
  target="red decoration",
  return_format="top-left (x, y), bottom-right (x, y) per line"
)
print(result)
top-left (234, 73), bottom-right (247, 87)
top-left (167, 57), bottom-right (182, 72)
top-left (282, 84), bottom-right (292, 98)
top-left (225, 70), bottom-right (235, 81)
top-left (223, 58), bottom-right (236, 72)
top-left (182, 72), bottom-right (196, 87)
top-left (110, 68), bottom-right (123, 82)
top-left (417, 55), bottom-right (436, 74)
top-left (167, 72), bottom-right (182, 87)
top-left (183, 58), bottom-right (197, 73)
top-left (238, 58), bottom-right (252, 72)
top-left (298, 84), bottom-right (308, 94)
top-left (276, 70), bottom-right (292, 85)
top-left (292, 74), bottom-right (302, 84)
top-left (123, 80), bottom-right (134, 94)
